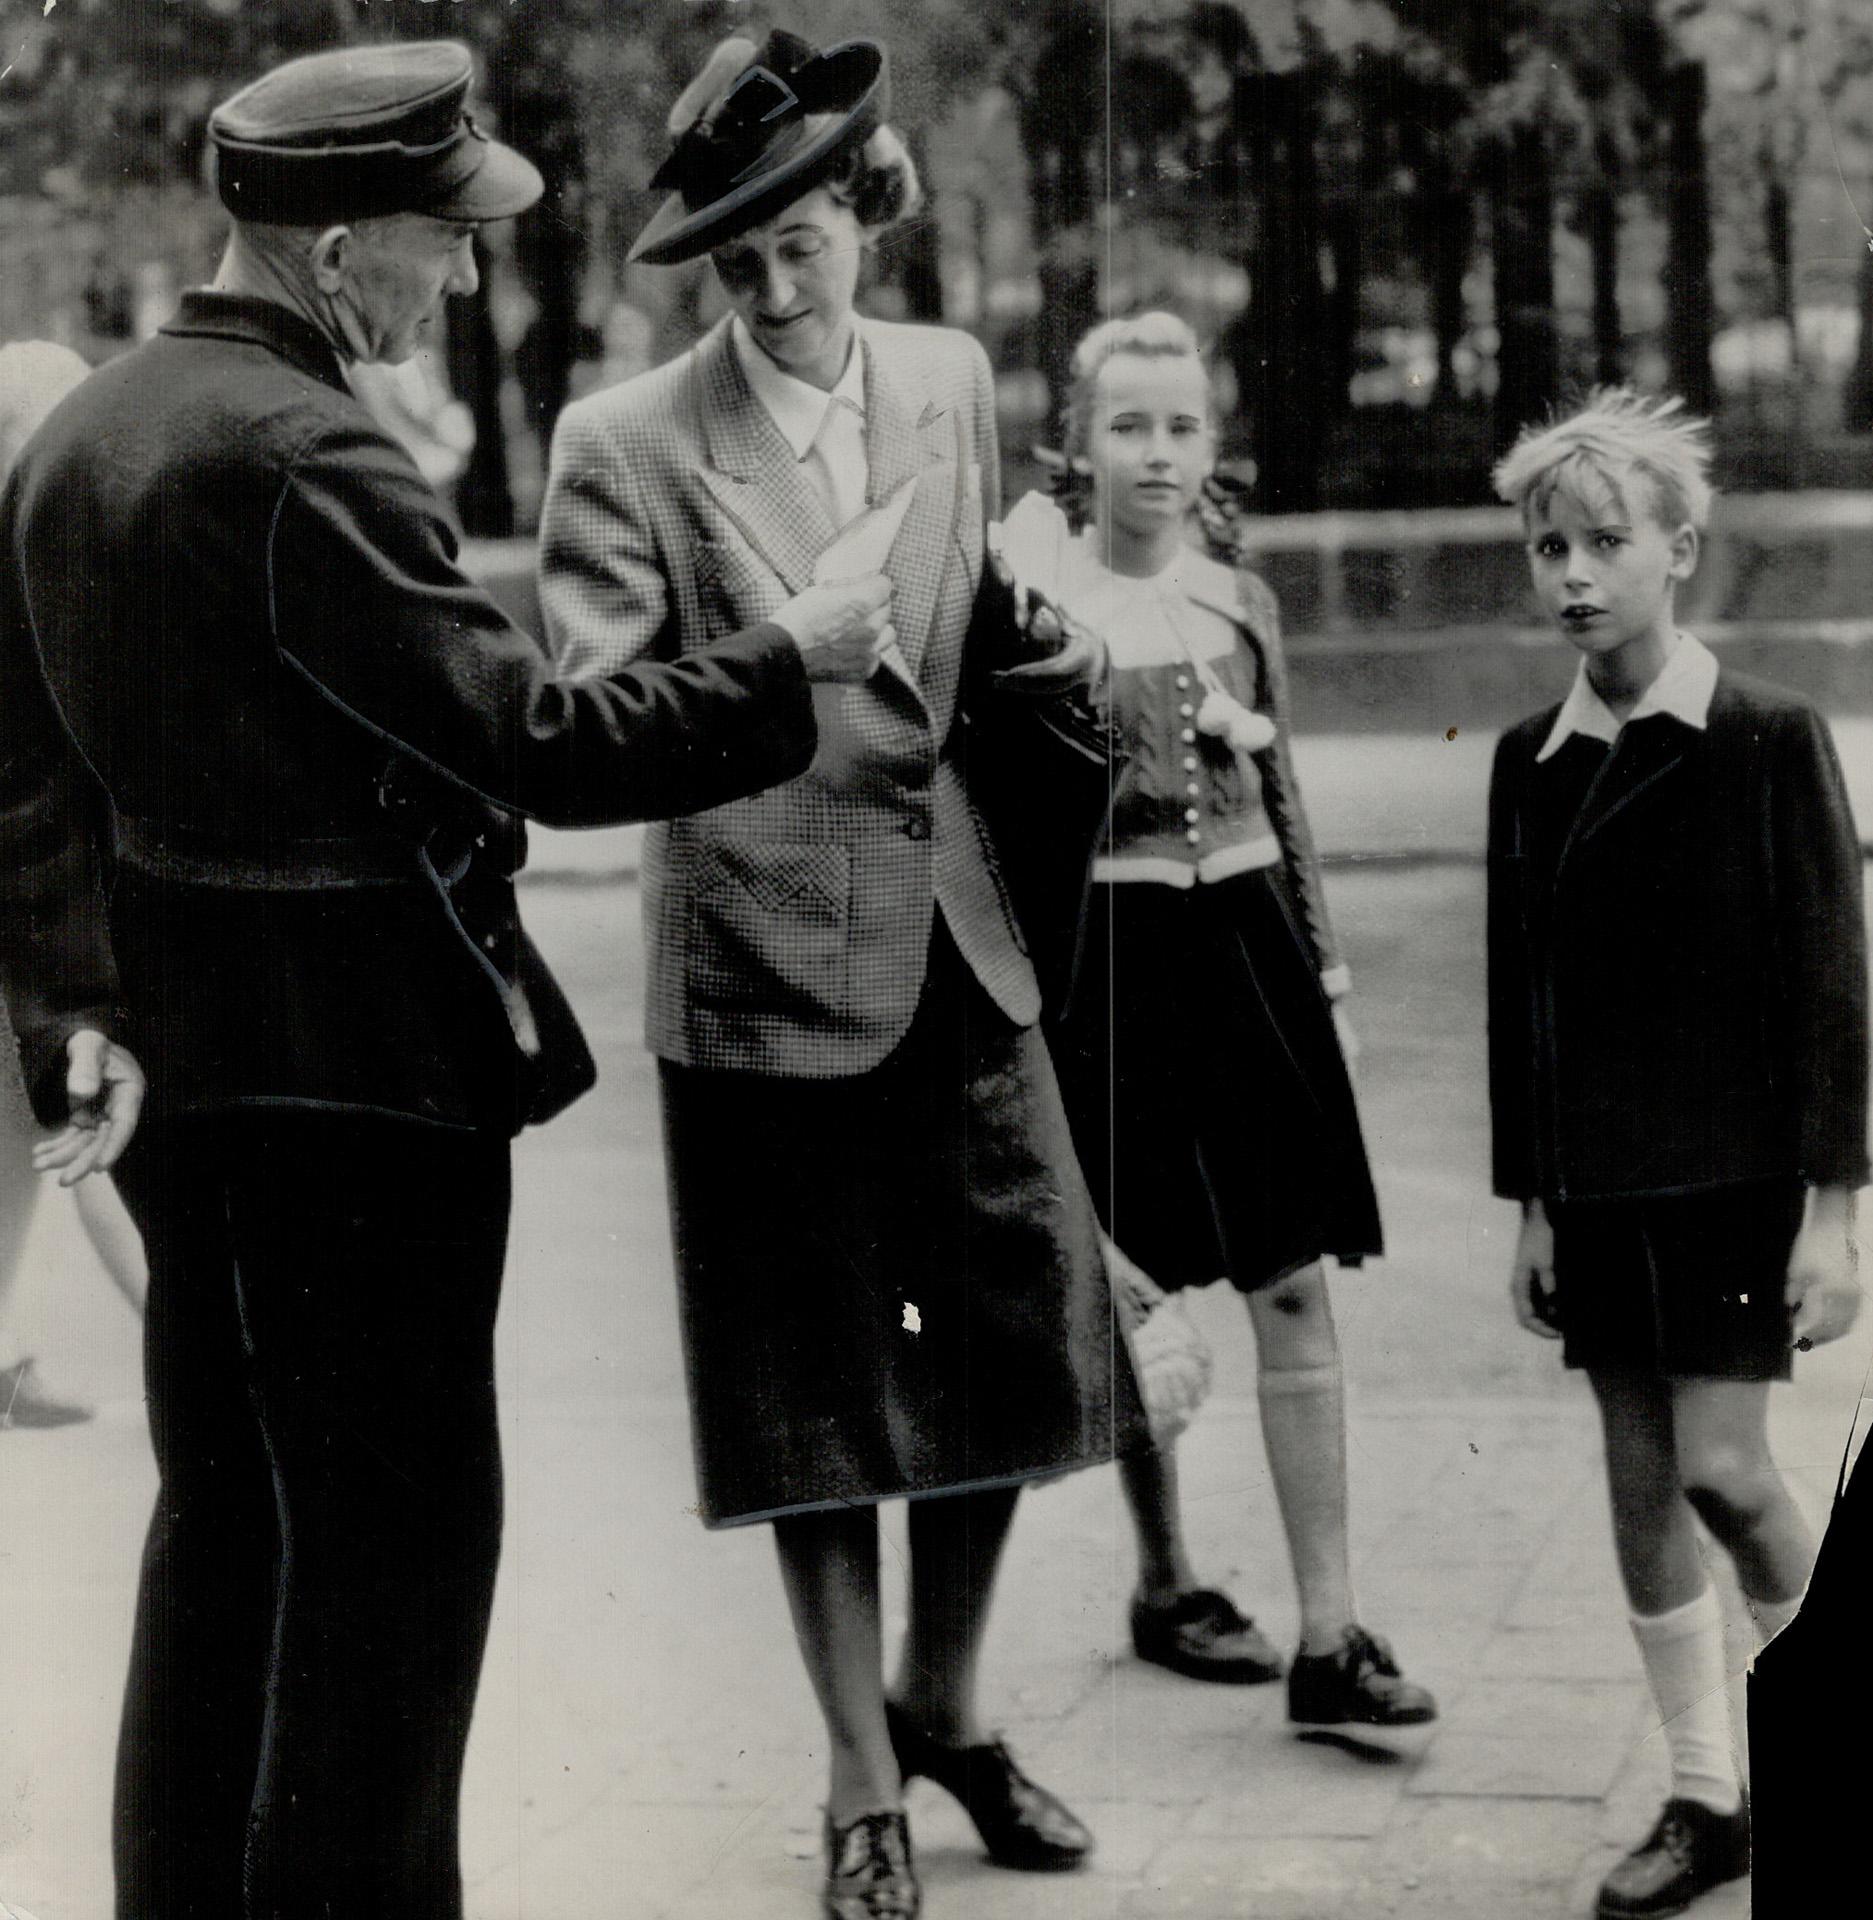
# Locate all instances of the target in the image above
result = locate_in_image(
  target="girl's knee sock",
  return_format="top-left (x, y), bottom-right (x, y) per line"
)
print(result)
top-left (1629, 1585), bottom-right (1743, 1815)
top-left (1258, 1361), bottom-right (1355, 1651)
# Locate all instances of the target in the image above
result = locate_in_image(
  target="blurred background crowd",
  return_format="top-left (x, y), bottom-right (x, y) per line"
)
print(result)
top-left (5, 0), bottom-right (1873, 539)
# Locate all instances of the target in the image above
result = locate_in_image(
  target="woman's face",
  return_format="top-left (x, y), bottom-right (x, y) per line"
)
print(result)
top-left (710, 186), bottom-right (867, 391)
top-left (1083, 354), bottom-right (1216, 542)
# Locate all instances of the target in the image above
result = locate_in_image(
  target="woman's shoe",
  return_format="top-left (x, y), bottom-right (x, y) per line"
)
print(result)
top-left (884, 1701), bottom-right (1092, 1872)
top-left (822, 1809), bottom-right (919, 1920)
top-left (1287, 1625), bottom-right (1437, 1727)
top-left (1131, 1588), bottom-right (1285, 1684)
top-left (1594, 1795), bottom-right (1749, 1918)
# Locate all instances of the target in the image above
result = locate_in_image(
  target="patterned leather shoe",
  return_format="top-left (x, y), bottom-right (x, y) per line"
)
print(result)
top-left (822, 1809), bottom-right (919, 1920)
top-left (1131, 1588), bottom-right (1285, 1684)
top-left (1595, 1796), bottom-right (1749, 1918)
top-left (885, 1701), bottom-right (1092, 1872)
top-left (1287, 1625), bottom-right (1437, 1727)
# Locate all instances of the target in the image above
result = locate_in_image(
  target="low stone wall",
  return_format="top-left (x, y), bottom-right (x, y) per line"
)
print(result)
top-left (466, 489), bottom-right (1873, 737)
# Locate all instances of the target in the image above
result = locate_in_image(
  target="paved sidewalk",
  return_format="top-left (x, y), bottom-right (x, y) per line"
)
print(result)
top-left (2, 869), bottom-right (1868, 1919)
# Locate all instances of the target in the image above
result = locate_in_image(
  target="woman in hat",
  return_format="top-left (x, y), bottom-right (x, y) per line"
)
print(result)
top-left (539, 29), bottom-right (1141, 1920)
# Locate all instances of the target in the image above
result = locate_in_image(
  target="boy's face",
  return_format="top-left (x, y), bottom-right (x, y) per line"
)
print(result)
top-left (1524, 471), bottom-right (1697, 663)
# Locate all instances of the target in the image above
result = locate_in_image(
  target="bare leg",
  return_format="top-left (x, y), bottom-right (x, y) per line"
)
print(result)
top-left (1246, 1266), bottom-right (1356, 1652)
top-left (75, 1175), bottom-right (149, 1317)
top-left (1588, 1369), bottom-right (1707, 1613)
top-left (891, 1483), bottom-right (1020, 1747)
top-left (773, 1506), bottom-right (901, 1826)
top-left (1118, 1441), bottom-right (1202, 1605)
top-left (1672, 1378), bottom-right (1813, 1611)
top-left (1, 1033), bottom-right (40, 1371)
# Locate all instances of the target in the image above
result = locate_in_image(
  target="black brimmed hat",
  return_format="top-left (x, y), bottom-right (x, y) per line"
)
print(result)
top-left (209, 40), bottom-right (543, 226)
top-left (629, 30), bottom-right (888, 266)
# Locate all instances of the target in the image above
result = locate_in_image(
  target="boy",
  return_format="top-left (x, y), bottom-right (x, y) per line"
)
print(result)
top-left (1487, 389), bottom-right (1866, 1917)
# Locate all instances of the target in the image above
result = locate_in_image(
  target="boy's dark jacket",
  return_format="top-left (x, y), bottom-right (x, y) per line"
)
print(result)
top-left (0, 292), bottom-right (817, 1136)
top-left (1488, 669), bottom-right (1869, 1203)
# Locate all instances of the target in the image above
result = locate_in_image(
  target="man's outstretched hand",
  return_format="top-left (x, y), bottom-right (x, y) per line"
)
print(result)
top-left (32, 1029), bottom-right (145, 1185)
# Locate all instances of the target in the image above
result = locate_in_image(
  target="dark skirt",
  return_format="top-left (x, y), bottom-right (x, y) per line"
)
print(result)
top-left (659, 923), bottom-right (1147, 1527)
top-left (1549, 1178), bottom-right (1804, 1381)
top-left (1050, 868), bottom-right (1384, 1293)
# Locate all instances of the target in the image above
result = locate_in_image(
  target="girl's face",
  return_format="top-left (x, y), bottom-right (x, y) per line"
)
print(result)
top-left (1082, 354), bottom-right (1216, 543)
top-left (710, 186), bottom-right (866, 391)
top-left (1524, 471), bottom-right (1695, 665)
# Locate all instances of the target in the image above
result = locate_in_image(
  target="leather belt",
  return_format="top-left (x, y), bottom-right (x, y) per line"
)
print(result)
top-left (113, 817), bottom-right (420, 891)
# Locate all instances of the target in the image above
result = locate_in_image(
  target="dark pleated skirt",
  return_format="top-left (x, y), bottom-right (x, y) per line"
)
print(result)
top-left (660, 923), bottom-right (1147, 1527)
top-left (1050, 867), bottom-right (1384, 1293)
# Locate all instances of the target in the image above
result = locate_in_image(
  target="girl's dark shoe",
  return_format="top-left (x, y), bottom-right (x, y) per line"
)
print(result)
top-left (823, 1809), bottom-right (919, 1920)
top-left (884, 1701), bottom-right (1092, 1872)
top-left (1131, 1588), bottom-right (1285, 1684)
top-left (1595, 1796), bottom-right (1749, 1918)
top-left (1286, 1626), bottom-right (1437, 1727)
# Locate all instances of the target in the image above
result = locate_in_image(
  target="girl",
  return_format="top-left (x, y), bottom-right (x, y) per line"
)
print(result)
top-left (1045, 312), bottom-right (1435, 1726)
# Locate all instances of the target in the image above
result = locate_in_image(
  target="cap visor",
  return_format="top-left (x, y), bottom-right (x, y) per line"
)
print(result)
top-left (430, 139), bottom-right (544, 221)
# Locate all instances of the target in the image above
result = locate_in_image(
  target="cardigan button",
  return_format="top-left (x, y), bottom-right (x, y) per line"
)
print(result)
top-left (1183, 806), bottom-right (1200, 824)
top-left (1180, 728), bottom-right (1197, 746)
top-left (1178, 703), bottom-right (1195, 720)
top-left (1183, 755), bottom-right (1198, 772)
top-left (1185, 828), bottom-right (1201, 845)
top-left (1175, 673), bottom-right (1190, 692)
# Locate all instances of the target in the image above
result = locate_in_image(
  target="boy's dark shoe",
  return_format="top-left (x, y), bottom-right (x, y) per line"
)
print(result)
top-left (823, 1809), bottom-right (919, 1919)
top-left (1131, 1588), bottom-right (1285, 1684)
top-left (1287, 1625), bottom-right (1437, 1727)
top-left (884, 1702), bottom-right (1091, 1871)
top-left (1595, 1796), bottom-right (1749, 1918)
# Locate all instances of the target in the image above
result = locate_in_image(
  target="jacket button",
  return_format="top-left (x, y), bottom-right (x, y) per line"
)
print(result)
top-left (902, 818), bottom-right (930, 841)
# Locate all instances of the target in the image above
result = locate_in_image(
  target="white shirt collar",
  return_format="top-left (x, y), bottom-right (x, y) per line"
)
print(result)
top-left (1536, 631), bottom-right (1720, 763)
top-left (729, 315), bottom-right (866, 459)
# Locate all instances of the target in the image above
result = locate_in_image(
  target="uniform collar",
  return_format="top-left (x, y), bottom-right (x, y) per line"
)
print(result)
top-left (160, 289), bottom-right (350, 393)
top-left (729, 313), bottom-right (867, 459)
top-left (1536, 631), bottom-right (1720, 763)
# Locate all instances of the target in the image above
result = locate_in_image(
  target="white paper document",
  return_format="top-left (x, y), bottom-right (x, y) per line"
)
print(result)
top-left (812, 478), bottom-right (920, 583)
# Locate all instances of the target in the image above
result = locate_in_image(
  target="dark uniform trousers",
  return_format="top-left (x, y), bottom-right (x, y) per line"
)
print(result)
top-left (111, 1114), bottom-right (511, 1917)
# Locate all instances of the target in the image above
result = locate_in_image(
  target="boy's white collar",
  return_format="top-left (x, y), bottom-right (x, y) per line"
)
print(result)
top-left (1537, 632), bottom-right (1720, 762)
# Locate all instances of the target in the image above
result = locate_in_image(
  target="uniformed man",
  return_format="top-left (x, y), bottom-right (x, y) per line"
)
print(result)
top-left (0, 39), bottom-right (889, 1917)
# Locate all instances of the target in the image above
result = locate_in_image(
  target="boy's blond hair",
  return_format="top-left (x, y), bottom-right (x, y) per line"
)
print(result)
top-left (1492, 386), bottom-right (1715, 532)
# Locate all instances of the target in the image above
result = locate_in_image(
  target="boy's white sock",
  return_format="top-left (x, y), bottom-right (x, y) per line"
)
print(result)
top-left (1745, 1588), bottom-right (1804, 1648)
top-left (1629, 1587), bottom-right (1743, 1815)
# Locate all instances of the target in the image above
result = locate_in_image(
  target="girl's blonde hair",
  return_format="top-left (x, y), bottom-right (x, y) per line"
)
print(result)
top-left (1062, 310), bottom-right (1214, 463)
top-left (1492, 386), bottom-right (1715, 531)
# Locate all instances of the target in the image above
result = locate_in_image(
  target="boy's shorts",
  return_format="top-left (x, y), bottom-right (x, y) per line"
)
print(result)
top-left (1548, 1178), bottom-right (1805, 1381)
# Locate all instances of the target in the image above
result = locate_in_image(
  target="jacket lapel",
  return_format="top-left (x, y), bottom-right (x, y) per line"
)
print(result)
top-left (1561, 716), bottom-right (1692, 867)
top-left (696, 324), bottom-right (833, 594)
top-left (863, 333), bottom-right (959, 685)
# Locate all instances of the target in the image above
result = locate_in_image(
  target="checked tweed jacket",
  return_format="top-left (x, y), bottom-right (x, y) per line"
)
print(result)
top-left (540, 316), bottom-right (1042, 1075)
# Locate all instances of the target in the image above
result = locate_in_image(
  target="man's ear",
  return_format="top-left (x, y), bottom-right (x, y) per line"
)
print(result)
top-left (307, 225), bottom-right (354, 292)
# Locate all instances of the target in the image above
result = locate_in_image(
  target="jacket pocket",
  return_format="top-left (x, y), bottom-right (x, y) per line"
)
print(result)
top-left (686, 838), bottom-right (852, 1014)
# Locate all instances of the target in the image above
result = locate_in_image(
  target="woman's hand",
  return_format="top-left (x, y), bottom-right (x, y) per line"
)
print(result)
top-left (1509, 1198), bottom-right (1561, 1338)
top-left (1788, 1186), bottom-right (1862, 1350)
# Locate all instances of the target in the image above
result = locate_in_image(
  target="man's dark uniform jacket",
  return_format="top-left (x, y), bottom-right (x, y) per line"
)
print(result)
top-left (1487, 670), bottom-right (1869, 1205)
top-left (0, 291), bottom-right (818, 1135)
